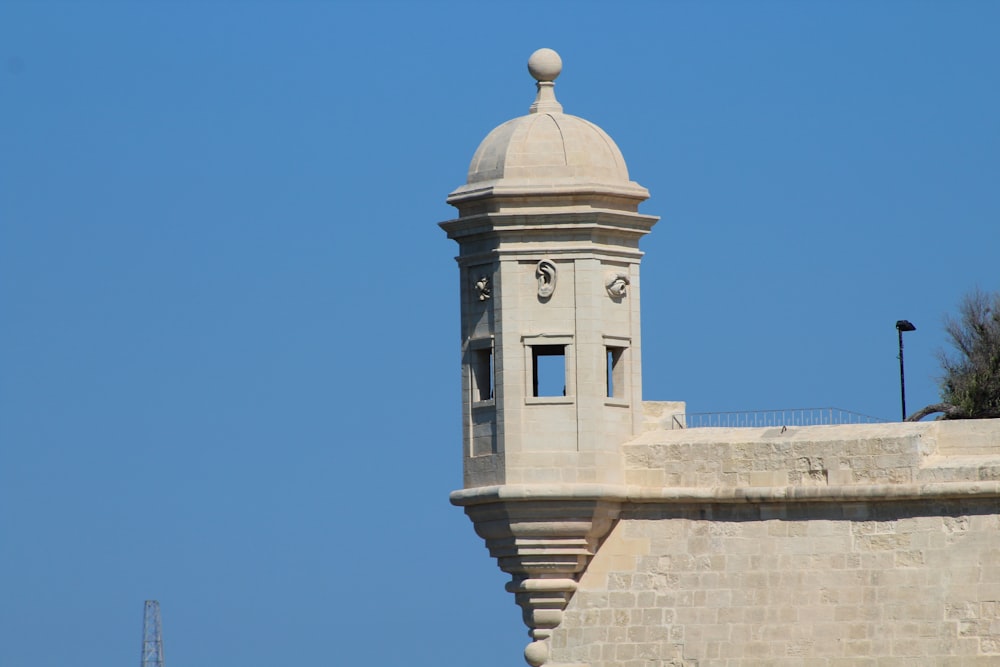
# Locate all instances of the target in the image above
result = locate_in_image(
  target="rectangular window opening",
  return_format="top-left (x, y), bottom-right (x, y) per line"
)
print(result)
top-left (532, 345), bottom-right (566, 397)
top-left (471, 347), bottom-right (494, 402)
top-left (607, 346), bottom-right (626, 399)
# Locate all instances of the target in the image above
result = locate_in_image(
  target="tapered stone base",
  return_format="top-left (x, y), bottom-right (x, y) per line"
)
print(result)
top-left (453, 488), bottom-right (621, 666)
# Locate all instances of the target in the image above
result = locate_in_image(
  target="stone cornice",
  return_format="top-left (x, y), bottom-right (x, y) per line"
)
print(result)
top-left (439, 209), bottom-right (658, 243)
top-left (451, 245), bottom-right (645, 267)
top-left (447, 181), bottom-right (650, 209)
top-left (451, 480), bottom-right (1000, 507)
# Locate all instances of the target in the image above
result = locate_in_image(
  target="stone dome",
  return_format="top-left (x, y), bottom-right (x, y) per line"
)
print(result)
top-left (465, 112), bottom-right (631, 186)
top-left (450, 48), bottom-right (646, 201)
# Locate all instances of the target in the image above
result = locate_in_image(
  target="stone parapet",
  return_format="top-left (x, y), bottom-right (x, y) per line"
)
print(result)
top-left (624, 419), bottom-right (1000, 492)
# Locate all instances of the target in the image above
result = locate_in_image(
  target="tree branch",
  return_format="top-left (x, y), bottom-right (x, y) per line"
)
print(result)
top-left (905, 403), bottom-right (964, 422)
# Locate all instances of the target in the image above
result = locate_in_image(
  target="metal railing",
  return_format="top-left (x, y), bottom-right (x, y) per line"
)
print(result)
top-left (673, 407), bottom-right (887, 429)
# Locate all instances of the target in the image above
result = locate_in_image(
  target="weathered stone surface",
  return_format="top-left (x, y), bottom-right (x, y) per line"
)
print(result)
top-left (543, 417), bottom-right (1000, 665)
top-left (552, 495), bottom-right (1000, 666)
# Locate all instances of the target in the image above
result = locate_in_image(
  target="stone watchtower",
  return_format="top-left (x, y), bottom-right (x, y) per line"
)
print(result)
top-left (444, 49), bottom-right (1000, 667)
top-left (441, 49), bottom-right (657, 666)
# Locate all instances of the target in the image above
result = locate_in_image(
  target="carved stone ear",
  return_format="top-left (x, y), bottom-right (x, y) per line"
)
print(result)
top-left (536, 259), bottom-right (557, 299)
top-left (605, 271), bottom-right (630, 298)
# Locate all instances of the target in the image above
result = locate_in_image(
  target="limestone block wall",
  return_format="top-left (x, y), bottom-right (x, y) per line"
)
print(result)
top-left (546, 419), bottom-right (1000, 666)
top-left (551, 499), bottom-right (1000, 666)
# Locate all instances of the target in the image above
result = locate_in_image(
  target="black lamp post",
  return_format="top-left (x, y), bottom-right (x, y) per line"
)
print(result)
top-left (896, 320), bottom-right (916, 420)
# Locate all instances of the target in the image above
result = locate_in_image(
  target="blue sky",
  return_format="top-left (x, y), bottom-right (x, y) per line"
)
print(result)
top-left (1, 2), bottom-right (998, 665)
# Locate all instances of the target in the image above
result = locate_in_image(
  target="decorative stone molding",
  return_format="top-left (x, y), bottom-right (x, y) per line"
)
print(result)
top-left (536, 259), bottom-right (557, 299)
top-left (452, 489), bottom-right (621, 666)
top-left (604, 271), bottom-right (629, 299)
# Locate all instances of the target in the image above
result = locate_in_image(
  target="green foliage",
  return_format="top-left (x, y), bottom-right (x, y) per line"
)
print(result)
top-left (938, 289), bottom-right (1000, 419)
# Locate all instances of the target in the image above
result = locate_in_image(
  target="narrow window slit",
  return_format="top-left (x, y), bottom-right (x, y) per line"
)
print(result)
top-left (606, 346), bottom-right (625, 398)
top-left (471, 346), bottom-right (494, 401)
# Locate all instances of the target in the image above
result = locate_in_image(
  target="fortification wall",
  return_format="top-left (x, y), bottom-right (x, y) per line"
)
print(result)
top-left (548, 419), bottom-right (1000, 666)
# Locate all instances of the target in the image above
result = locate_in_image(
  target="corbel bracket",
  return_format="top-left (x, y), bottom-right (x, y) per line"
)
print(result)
top-left (452, 487), bottom-right (622, 666)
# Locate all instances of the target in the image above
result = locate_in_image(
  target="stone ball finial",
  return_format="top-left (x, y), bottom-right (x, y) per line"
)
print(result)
top-left (524, 640), bottom-right (549, 666)
top-left (527, 48), bottom-right (562, 83)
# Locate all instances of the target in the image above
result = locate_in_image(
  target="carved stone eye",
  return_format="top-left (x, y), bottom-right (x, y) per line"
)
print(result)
top-left (605, 271), bottom-right (630, 298)
top-left (536, 259), bottom-right (557, 298)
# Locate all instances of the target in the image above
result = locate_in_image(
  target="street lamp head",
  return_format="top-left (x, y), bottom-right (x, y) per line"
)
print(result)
top-left (896, 320), bottom-right (916, 332)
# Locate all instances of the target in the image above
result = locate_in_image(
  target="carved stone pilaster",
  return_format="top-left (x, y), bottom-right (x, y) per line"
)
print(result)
top-left (452, 489), bottom-right (621, 666)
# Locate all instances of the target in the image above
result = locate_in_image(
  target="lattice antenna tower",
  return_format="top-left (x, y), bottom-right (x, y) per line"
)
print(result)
top-left (140, 600), bottom-right (165, 667)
